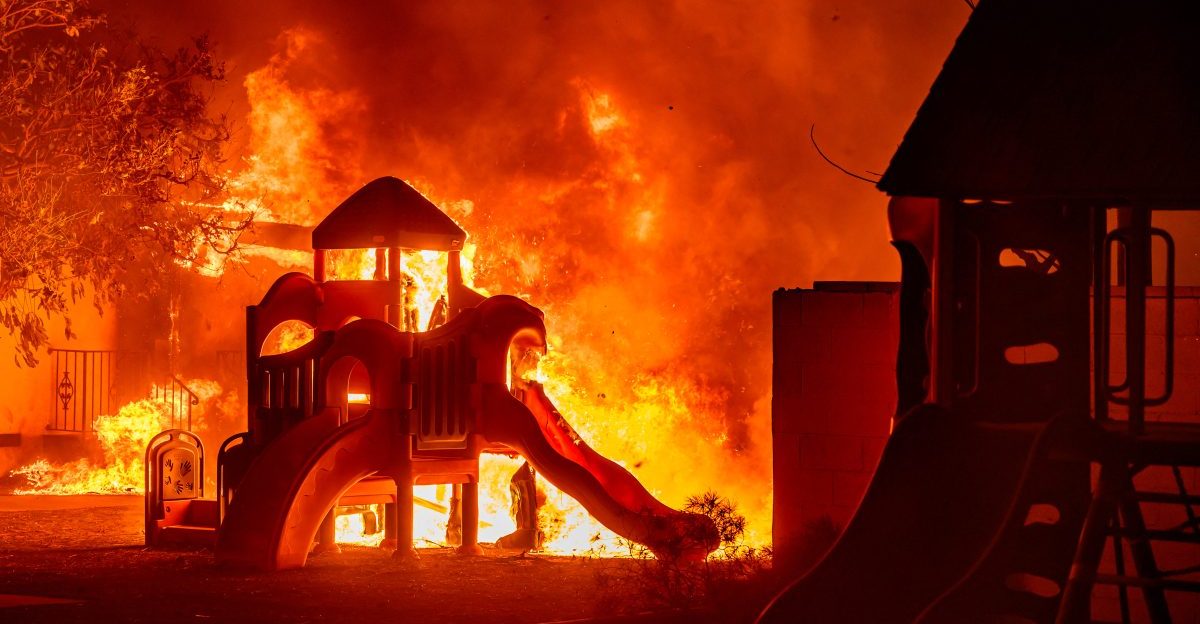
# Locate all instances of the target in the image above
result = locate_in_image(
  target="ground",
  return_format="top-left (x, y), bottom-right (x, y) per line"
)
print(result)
top-left (0, 496), bottom-right (734, 623)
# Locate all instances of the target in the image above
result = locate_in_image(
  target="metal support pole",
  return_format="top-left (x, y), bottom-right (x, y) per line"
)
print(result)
top-left (1118, 477), bottom-right (1172, 623)
top-left (1057, 463), bottom-right (1122, 624)
top-left (1094, 206), bottom-right (1110, 422)
top-left (1126, 208), bottom-right (1150, 435)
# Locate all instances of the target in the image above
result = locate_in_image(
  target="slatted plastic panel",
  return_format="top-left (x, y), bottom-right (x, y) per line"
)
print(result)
top-left (415, 337), bottom-right (473, 450)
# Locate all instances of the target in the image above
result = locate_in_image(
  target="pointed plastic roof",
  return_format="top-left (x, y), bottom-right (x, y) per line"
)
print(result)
top-left (311, 177), bottom-right (466, 250)
top-left (878, 0), bottom-right (1200, 203)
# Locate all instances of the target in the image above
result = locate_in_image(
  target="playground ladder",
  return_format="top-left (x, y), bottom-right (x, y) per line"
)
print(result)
top-left (1058, 208), bottom-right (1200, 624)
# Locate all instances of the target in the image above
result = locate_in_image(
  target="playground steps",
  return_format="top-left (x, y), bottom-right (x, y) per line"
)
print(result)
top-left (155, 499), bottom-right (219, 545)
top-left (158, 524), bottom-right (218, 545)
top-left (1056, 421), bottom-right (1200, 623)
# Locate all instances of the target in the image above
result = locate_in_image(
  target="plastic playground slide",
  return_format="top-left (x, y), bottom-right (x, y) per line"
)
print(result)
top-left (756, 405), bottom-right (1050, 624)
top-left (216, 383), bottom-right (717, 570)
top-left (483, 382), bottom-right (719, 560)
top-left (216, 409), bottom-right (391, 570)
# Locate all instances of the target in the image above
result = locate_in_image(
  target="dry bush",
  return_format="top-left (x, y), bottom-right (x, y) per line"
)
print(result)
top-left (591, 491), bottom-right (780, 622)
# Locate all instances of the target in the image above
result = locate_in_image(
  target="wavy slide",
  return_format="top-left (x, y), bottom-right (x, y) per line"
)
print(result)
top-left (483, 382), bottom-right (719, 560)
top-left (757, 405), bottom-right (1052, 624)
top-left (216, 384), bottom-right (717, 570)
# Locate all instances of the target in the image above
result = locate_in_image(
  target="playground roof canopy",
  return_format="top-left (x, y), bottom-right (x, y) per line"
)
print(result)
top-left (878, 0), bottom-right (1200, 204)
top-left (312, 176), bottom-right (466, 251)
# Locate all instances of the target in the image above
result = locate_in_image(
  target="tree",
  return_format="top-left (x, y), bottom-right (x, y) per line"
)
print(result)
top-left (0, 0), bottom-right (248, 366)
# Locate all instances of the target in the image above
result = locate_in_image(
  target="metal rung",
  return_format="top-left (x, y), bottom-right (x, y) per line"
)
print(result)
top-left (1160, 562), bottom-right (1200, 578)
top-left (1095, 574), bottom-right (1200, 592)
top-left (1112, 529), bottom-right (1200, 544)
top-left (1135, 491), bottom-right (1200, 506)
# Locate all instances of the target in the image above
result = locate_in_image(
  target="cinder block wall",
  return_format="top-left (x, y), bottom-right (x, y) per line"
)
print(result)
top-left (771, 282), bottom-right (899, 572)
top-left (1096, 287), bottom-right (1200, 623)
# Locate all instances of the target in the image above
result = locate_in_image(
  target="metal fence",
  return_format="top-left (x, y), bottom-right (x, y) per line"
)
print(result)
top-left (47, 349), bottom-right (195, 433)
top-left (48, 349), bottom-right (121, 433)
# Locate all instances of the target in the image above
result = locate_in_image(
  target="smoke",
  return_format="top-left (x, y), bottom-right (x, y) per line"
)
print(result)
top-left (100, 0), bottom-right (967, 540)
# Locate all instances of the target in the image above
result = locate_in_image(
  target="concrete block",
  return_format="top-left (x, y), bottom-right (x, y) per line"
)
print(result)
top-left (792, 470), bottom-right (833, 505)
top-left (1177, 297), bottom-right (1200, 337)
top-left (861, 291), bottom-right (899, 328)
top-left (1176, 336), bottom-right (1200, 374)
top-left (802, 293), bottom-right (863, 328)
top-left (830, 327), bottom-right (897, 367)
top-left (799, 434), bottom-right (863, 471)
top-left (1148, 298), bottom-right (1169, 336)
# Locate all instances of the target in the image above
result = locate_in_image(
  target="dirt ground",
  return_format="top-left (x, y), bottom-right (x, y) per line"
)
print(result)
top-left (0, 496), bottom-right (732, 623)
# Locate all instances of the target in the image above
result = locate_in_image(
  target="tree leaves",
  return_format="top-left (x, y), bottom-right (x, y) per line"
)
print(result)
top-left (0, 0), bottom-right (248, 365)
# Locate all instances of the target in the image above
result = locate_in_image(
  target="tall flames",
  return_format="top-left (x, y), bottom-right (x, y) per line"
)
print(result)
top-left (11, 380), bottom-right (237, 496)
top-left (211, 24), bottom-right (777, 552)
top-left (14, 0), bottom-right (964, 555)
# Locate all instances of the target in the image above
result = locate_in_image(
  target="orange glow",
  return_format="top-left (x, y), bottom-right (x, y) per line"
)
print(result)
top-left (335, 504), bottom-right (386, 547)
top-left (261, 320), bottom-right (316, 355)
top-left (9, 1), bottom-right (974, 561)
top-left (216, 51), bottom-right (774, 553)
top-left (10, 380), bottom-right (233, 495)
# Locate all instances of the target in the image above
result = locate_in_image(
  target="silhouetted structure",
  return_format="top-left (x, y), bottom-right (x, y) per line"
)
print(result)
top-left (762, 1), bottom-right (1200, 623)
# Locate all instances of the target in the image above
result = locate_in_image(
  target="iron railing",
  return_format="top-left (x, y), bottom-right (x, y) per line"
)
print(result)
top-left (48, 349), bottom-right (195, 433)
top-left (153, 376), bottom-right (200, 431)
top-left (48, 349), bottom-right (117, 433)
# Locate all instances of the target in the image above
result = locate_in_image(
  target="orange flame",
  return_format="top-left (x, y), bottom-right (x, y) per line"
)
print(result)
top-left (10, 380), bottom-right (234, 496)
top-left (196, 31), bottom-right (773, 554)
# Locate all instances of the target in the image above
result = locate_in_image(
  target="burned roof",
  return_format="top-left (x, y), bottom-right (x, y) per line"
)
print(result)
top-left (311, 177), bottom-right (466, 250)
top-left (878, 0), bottom-right (1200, 204)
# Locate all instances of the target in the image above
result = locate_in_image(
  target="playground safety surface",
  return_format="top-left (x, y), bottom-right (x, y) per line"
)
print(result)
top-left (0, 495), bottom-right (698, 623)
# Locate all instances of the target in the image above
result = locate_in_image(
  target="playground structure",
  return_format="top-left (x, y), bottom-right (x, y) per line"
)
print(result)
top-left (144, 176), bottom-right (717, 570)
top-left (761, 3), bottom-right (1200, 623)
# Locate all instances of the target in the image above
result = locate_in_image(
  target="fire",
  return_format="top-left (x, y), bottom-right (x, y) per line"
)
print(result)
top-left (262, 320), bottom-right (316, 356)
top-left (333, 455), bottom-right (620, 555)
top-left (165, 27), bottom-right (779, 555)
top-left (11, 399), bottom-right (171, 495)
top-left (235, 29), bottom-right (366, 226)
top-left (335, 504), bottom-right (386, 547)
top-left (323, 247), bottom-right (460, 332)
top-left (10, 380), bottom-right (236, 496)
